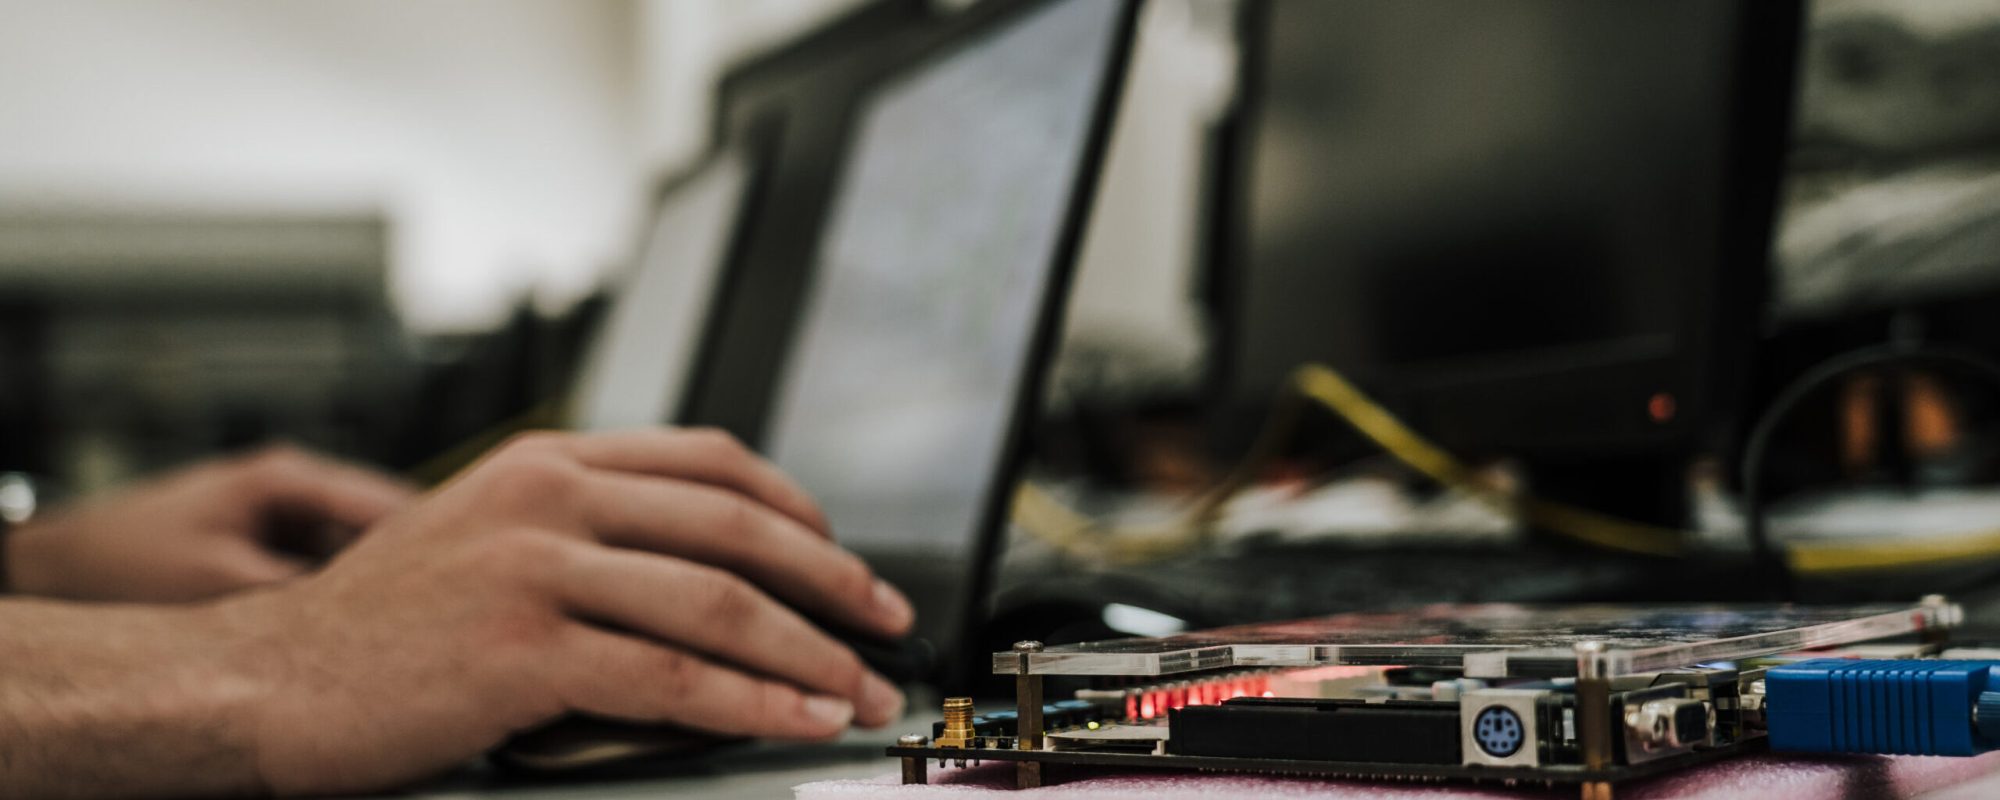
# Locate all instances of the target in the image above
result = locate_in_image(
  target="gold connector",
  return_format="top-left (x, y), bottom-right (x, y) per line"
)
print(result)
top-left (936, 696), bottom-right (976, 748)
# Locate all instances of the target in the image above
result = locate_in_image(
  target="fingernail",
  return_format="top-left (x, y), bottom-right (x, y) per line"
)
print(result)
top-left (803, 695), bottom-right (855, 729)
top-left (873, 578), bottom-right (915, 631)
top-left (861, 672), bottom-right (906, 725)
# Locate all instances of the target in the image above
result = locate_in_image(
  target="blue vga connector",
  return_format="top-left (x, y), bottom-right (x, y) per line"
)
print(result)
top-left (1766, 659), bottom-right (2000, 756)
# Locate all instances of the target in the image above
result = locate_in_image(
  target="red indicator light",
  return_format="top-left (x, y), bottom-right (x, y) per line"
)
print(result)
top-left (1648, 392), bottom-right (1676, 423)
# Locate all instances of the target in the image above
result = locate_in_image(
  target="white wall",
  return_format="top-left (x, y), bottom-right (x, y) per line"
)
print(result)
top-left (0, 0), bottom-right (1226, 352)
top-left (0, 0), bottom-right (645, 332)
top-left (636, 0), bottom-right (870, 173)
top-left (1056, 0), bottom-right (1236, 400)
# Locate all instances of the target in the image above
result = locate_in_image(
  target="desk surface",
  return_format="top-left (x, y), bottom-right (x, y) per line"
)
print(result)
top-left (392, 722), bottom-right (911, 800)
top-left (388, 726), bottom-right (2000, 800)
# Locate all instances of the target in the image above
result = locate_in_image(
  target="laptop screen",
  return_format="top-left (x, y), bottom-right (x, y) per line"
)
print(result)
top-left (571, 146), bottom-right (753, 432)
top-left (760, 0), bottom-right (1127, 571)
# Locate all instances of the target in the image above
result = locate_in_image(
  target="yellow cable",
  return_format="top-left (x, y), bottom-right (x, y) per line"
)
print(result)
top-left (1787, 527), bottom-right (2000, 573)
top-left (1008, 370), bottom-right (1310, 564)
top-left (1297, 362), bottom-right (2000, 571)
top-left (1289, 364), bottom-right (1686, 557)
top-left (1015, 361), bottom-right (2000, 569)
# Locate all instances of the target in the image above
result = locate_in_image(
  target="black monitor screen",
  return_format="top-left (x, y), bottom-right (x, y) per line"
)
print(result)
top-left (760, 0), bottom-right (1126, 563)
top-left (1234, 0), bottom-right (1746, 406)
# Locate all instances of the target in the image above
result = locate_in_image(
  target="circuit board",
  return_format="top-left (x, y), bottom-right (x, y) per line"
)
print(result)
top-left (888, 599), bottom-right (1963, 799)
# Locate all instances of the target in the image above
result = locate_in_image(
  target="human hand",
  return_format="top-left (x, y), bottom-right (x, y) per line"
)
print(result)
top-left (4, 445), bottom-right (415, 603)
top-left (207, 429), bottom-right (912, 795)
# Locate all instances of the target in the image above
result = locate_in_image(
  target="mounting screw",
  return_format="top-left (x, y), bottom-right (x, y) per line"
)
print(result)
top-left (898, 734), bottom-right (929, 747)
top-left (1014, 641), bottom-right (1044, 652)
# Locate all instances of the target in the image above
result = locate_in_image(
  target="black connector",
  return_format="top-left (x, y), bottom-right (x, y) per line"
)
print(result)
top-left (1168, 698), bottom-right (1461, 765)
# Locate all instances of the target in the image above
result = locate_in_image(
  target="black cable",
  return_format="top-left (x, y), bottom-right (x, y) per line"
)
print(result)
top-left (1740, 343), bottom-right (2000, 599)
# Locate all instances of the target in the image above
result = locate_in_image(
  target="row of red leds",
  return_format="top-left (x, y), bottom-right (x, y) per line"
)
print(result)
top-left (1124, 675), bottom-right (1274, 721)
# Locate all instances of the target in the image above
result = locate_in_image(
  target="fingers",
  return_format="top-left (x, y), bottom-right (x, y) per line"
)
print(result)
top-left (164, 540), bottom-right (311, 601)
top-left (575, 471), bottom-right (914, 639)
top-left (563, 428), bottom-right (832, 538)
top-left (554, 545), bottom-right (904, 727)
top-left (212, 542), bottom-right (311, 586)
top-left (234, 446), bottom-right (419, 529)
top-left (551, 625), bottom-right (860, 741)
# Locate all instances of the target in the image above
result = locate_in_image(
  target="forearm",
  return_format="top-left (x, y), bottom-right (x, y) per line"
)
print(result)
top-left (0, 598), bottom-right (269, 799)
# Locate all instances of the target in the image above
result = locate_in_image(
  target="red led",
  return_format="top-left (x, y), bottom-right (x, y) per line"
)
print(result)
top-left (1126, 695), bottom-right (1139, 721)
top-left (1140, 693), bottom-right (1158, 720)
top-left (1648, 392), bottom-right (1677, 423)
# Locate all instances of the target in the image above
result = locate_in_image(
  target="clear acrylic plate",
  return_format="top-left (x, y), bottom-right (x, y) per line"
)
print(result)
top-left (994, 601), bottom-right (1957, 679)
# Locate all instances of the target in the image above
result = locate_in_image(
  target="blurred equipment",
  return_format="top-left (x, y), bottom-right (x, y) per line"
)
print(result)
top-left (0, 211), bottom-right (411, 490)
top-left (1217, 0), bottom-right (1802, 529)
top-left (1776, 0), bottom-right (2000, 320)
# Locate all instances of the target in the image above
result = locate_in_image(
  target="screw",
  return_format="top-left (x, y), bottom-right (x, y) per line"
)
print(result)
top-left (899, 734), bottom-right (929, 746)
top-left (1014, 641), bottom-right (1044, 652)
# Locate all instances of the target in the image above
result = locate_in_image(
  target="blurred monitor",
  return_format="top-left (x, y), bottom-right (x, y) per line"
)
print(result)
top-left (685, 0), bottom-right (1136, 681)
top-left (1221, 0), bottom-right (1801, 458)
top-left (569, 146), bottom-right (756, 431)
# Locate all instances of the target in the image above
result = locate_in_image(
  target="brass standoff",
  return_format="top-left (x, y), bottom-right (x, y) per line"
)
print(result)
top-left (936, 697), bottom-right (977, 748)
top-left (897, 734), bottom-right (930, 785)
top-left (1573, 639), bottom-right (1614, 794)
top-left (1013, 640), bottom-right (1047, 789)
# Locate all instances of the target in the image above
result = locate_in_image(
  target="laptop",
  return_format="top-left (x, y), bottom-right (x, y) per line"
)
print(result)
top-left (499, 0), bottom-right (1140, 769)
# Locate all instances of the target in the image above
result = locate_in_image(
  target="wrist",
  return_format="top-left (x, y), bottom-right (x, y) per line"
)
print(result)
top-left (193, 591), bottom-right (295, 795)
top-left (0, 598), bottom-right (277, 797)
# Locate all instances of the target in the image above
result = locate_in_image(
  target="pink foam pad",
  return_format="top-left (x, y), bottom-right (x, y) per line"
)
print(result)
top-left (795, 752), bottom-right (2000, 799)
